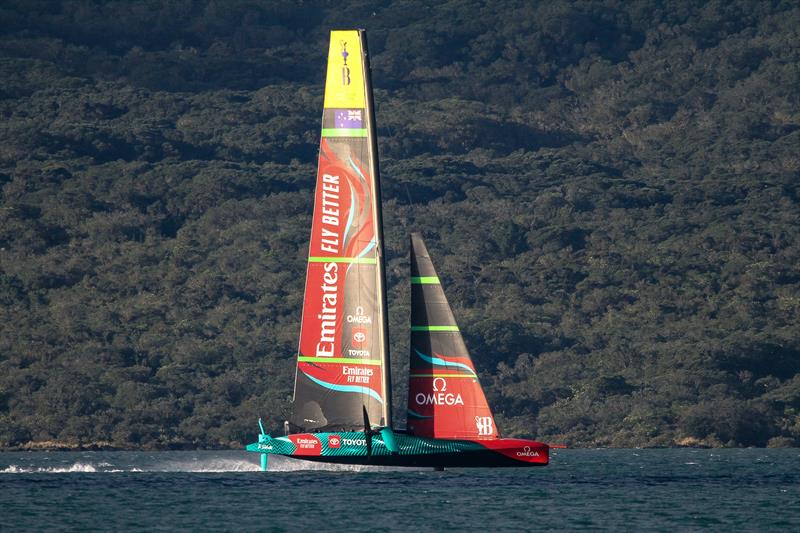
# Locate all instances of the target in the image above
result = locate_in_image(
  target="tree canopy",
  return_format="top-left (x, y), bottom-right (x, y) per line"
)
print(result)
top-left (1, 0), bottom-right (798, 449)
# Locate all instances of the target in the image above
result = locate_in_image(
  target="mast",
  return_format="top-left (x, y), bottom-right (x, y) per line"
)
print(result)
top-left (360, 31), bottom-right (393, 429)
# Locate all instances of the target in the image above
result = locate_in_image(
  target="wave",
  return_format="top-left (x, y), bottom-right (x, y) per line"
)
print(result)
top-left (1, 463), bottom-right (100, 473)
top-left (0, 459), bottom-right (257, 473)
top-left (264, 454), bottom-right (417, 472)
top-left (0, 453), bottom-right (424, 474)
top-left (150, 459), bottom-right (261, 472)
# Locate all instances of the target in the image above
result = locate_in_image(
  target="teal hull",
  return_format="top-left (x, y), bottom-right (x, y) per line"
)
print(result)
top-left (246, 431), bottom-right (548, 469)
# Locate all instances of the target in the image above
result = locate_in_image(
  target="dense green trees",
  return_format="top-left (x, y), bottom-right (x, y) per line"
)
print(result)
top-left (0, 0), bottom-right (798, 449)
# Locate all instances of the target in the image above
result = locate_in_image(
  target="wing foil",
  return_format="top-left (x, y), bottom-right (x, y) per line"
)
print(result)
top-left (290, 30), bottom-right (390, 432)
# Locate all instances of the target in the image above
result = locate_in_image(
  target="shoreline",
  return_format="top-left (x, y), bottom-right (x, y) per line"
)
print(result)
top-left (2, 439), bottom-right (795, 452)
top-left (1, 441), bottom-right (239, 452)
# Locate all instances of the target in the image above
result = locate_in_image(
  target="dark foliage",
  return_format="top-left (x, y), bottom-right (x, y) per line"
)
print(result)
top-left (1, 0), bottom-right (798, 449)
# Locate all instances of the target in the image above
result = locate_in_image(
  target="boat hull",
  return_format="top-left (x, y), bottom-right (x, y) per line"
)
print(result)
top-left (246, 432), bottom-right (548, 468)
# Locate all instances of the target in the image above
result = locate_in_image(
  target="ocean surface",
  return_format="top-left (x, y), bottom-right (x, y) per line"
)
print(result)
top-left (1, 448), bottom-right (798, 531)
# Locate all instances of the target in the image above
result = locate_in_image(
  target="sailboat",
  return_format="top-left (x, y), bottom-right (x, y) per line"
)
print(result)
top-left (245, 29), bottom-right (549, 469)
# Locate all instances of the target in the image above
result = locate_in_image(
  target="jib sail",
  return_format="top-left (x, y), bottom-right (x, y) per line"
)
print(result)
top-left (289, 30), bottom-right (391, 432)
top-left (406, 233), bottom-right (498, 440)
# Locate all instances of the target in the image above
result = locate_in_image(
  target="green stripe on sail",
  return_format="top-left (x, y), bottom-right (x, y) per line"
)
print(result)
top-left (298, 356), bottom-right (382, 365)
top-left (411, 325), bottom-right (460, 332)
top-left (410, 276), bottom-right (440, 284)
top-left (321, 128), bottom-right (368, 137)
top-left (308, 256), bottom-right (377, 264)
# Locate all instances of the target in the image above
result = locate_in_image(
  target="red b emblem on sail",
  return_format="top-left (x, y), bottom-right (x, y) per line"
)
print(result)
top-left (352, 327), bottom-right (367, 346)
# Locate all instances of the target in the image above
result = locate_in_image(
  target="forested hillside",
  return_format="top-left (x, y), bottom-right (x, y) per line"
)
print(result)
top-left (1, 0), bottom-right (798, 449)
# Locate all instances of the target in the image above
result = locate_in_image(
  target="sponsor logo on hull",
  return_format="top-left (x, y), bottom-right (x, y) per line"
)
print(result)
top-left (516, 446), bottom-right (539, 457)
top-left (288, 434), bottom-right (322, 456)
top-left (477, 438), bottom-right (549, 464)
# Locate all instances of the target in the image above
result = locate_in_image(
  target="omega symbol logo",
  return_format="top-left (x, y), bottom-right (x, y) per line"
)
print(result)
top-left (414, 377), bottom-right (464, 406)
top-left (516, 446), bottom-right (539, 457)
top-left (475, 416), bottom-right (493, 436)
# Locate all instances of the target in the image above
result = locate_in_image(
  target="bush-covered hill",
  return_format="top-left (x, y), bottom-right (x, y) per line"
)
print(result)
top-left (1, 0), bottom-right (798, 449)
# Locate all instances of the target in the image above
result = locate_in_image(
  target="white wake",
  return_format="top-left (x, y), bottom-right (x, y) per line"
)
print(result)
top-left (0, 458), bottom-right (258, 473)
top-left (1, 463), bottom-right (102, 474)
top-left (150, 458), bottom-right (261, 472)
top-left (264, 454), bottom-right (418, 472)
top-left (0, 453), bottom-right (423, 473)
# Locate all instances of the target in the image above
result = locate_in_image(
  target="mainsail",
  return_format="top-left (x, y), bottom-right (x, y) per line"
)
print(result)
top-left (406, 233), bottom-right (498, 440)
top-left (289, 30), bottom-right (391, 432)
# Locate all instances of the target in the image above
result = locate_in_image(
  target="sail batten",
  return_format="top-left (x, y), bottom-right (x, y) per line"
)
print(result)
top-left (289, 30), bottom-right (390, 433)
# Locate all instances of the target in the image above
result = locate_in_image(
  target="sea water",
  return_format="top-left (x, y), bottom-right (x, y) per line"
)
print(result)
top-left (1, 449), bottom-right (798, 531)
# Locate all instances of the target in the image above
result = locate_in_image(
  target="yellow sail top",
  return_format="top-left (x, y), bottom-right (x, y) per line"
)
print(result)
top-left (323, 30), bottom-right (366, 109)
